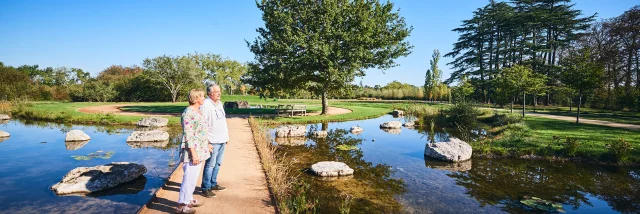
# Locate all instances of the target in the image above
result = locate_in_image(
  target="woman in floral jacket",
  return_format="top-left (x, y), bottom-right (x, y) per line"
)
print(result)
top-left (176, 89), bottom-right (212, 214)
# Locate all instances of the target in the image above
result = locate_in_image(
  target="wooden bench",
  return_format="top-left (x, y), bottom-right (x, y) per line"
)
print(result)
top-left (274, 104), bottom-right (307, 117)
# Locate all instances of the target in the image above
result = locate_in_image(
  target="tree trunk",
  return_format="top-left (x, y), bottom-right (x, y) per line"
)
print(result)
top-left (533, 96), bottom-right (537, 113)
top-left (171, 91), bottom-right (177, 103)
top-left (511, 96), bottom-right (514, 114)
top-left (576, 90), bottom-right (582, 124)
top-left (522, 91), bottom-right (526, 117)
top-left (569, 98), bottom-right (572, 112)
top-left (321, 89), bottom-right (329, 115)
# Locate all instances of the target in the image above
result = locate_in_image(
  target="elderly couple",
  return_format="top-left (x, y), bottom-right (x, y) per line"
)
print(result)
top-left (176, 85), bottom-right (228, 214)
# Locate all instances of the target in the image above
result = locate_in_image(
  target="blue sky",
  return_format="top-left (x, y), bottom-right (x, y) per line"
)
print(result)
top-left (1, 0), bottom-right (637, 87)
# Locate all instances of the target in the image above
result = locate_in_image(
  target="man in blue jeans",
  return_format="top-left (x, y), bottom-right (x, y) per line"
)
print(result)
top-left (199, 84), bottom-right (229, 198)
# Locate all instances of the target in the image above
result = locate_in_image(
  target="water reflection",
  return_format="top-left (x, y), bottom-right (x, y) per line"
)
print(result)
top-left (0, 119), bottom-right (181, 213)
top-left (126, 140), bottom-right (170, 149)
top-left (448, 159), bottom-right (640, 213)
top-left (65, 140), bottom-right (90, 150)
top-left (381, 128), bottom-right (401, 135)
top-left (272, 115), bottom-right (640, 214)
top-left (277, 127), bottom-right (406, 213)
top-left (424, 159), bottom-right (472, 172)
top-left (274, 137), bottom-right (307, 146)
top-left (87, 176), bottom-right (147, 197)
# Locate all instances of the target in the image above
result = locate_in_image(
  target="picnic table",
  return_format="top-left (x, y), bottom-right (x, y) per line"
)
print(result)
top-left (274, 104), bottom-right (307, 117)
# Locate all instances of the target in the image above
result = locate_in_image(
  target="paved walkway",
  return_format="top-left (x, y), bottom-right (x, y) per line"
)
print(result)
top-left (138, 117), bottom-right (275, 214)
top-left (528, 113), bottom-right (640, 131)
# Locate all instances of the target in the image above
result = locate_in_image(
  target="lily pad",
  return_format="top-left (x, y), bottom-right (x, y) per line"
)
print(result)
top-left (336, 145), bottom-right (359, 151)
top-left (70, 150), bottom-right (115, 161)
top-left (520, 196), bottom-right (565, 213)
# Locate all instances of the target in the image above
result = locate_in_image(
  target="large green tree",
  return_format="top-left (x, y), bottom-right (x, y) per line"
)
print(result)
top-left (247, 0), bottom-right (413, 114)
top-left (424, 49), bottom-right (442, 101)
top-left (561, 48), bottom-right (604, 123)
top-left (143, 55), bottom-right (204, 103)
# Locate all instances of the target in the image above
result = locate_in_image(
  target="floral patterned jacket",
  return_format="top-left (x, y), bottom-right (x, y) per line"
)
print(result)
top-left (180, 107), bottom-right (211, 163)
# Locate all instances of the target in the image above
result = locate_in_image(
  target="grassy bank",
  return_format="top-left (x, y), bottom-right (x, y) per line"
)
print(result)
top-left (5, 95), bottom-right (402, 126)
top-left (401, 103), bottom-right (640, 165)
top-left (249, 117), bottom-right (312, 214)
top-left (475, 113), bottom-right (640, 165)
top-left (7, 102), bottom-right (171, 125)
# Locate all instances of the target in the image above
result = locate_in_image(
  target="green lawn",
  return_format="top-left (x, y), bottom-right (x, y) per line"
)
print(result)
top-left (479, 115), bottom-right (640, 163)
top-left (7, 96), bottom-right (403, 125)
top-left (481, 104), bottom-right (640, 125)
top-left (9, 102), bottom-right (172, 125)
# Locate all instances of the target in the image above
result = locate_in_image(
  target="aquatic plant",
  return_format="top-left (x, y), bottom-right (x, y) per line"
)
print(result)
top-left (520, 196), bottom-right (565, 213)
top-left (339, 193), bottom-right (353, 214)
top-left (336, 145), bottom-right (359, 151)
top-left (70, 150), bottom-right (115, 161)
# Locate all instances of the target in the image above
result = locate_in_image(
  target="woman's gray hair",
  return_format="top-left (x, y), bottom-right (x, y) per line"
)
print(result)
top-left (206, 84), bottom-right (220, 94)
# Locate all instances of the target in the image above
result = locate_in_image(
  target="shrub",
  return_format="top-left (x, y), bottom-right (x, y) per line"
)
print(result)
top-left (442, 101), bottom-right (479, 129)
top-left (491, 112), bottom-right (523, 126)
top-left (562, 137), bottom-right (581, 157)
top-left (606, 138), bottom-right (634, 163)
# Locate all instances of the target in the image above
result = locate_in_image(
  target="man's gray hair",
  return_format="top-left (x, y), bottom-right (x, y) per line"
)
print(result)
top-left (206, 84), bottom-right (220, 94)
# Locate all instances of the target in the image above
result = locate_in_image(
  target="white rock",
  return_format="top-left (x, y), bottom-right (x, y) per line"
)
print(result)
top-left (380, 121), bottom-right (402, 129)
top-left (0, 130), bottom-right (10, 138)
top-left (126, 130), bottom-right (170, 142)
top-left (311, 161), bottom-right (354, 177)
top-left (311, 131), bottom-right (328, 138)
top-left (403, 121), bottom-right (415, 127)
top-left (350, 126), bottom-right (363, 134)
top-left (66, 130), bottom-right (90, 142)
top-left (275, 125), bottom-right (306, 138)
top-left (424, 138), bottom-right (472, 162)
top-left (0, 114), bottom-right (10, 120)
top-left (51, 162), bottom-right (147, 195)
top-left (136, 117), bottom-right (169, 127)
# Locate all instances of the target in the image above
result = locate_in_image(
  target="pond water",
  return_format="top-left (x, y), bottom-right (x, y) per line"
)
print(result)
top-left (270, 115), bottom-right (640, 214)
top-left (0, 119), bottom-right (181, 214)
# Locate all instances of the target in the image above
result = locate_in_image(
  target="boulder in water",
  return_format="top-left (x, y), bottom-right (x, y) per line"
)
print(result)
top-left (126, 130), bottom-right (170, 142)
top-left (403, 121), bottom-right (415, 127)
top-left (66, 130), bottom-right (90, 142)
top-left (424, 138), bottom-right (472, 162)
top-left (311, 131), bottom-right (328, 138)
top-left (380, 121), bottom-right (402, 129)
top-left (275, 125), bottom-right (306, 138)
top-left (136, 117), bottom-right (168, 127)
top-left (51, 162), bottom-right (147, 195)
top-left (392, 110), bottom-right (404, 116)
top-left (350, 126), bottom-right (363, 134)
top-left (311, 161), bottom-right (354, 177)
top-left (0, 130), bottom-right (10, 138)
top-left (0, 114), bottom-right (9, 120)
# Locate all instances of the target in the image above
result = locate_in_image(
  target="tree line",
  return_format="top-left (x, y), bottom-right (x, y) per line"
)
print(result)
top-left (0, 53), bottom-right (248, 102)
top-left (445, 1), bottom-right (640, 114)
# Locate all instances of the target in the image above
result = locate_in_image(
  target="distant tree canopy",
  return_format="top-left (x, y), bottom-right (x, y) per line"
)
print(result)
top-left (0, 53), bottom-right (247, 102)
top-left (445, 1), bottom-right (640, 112)
top-left (246, 0), bottom-right (413, 114)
